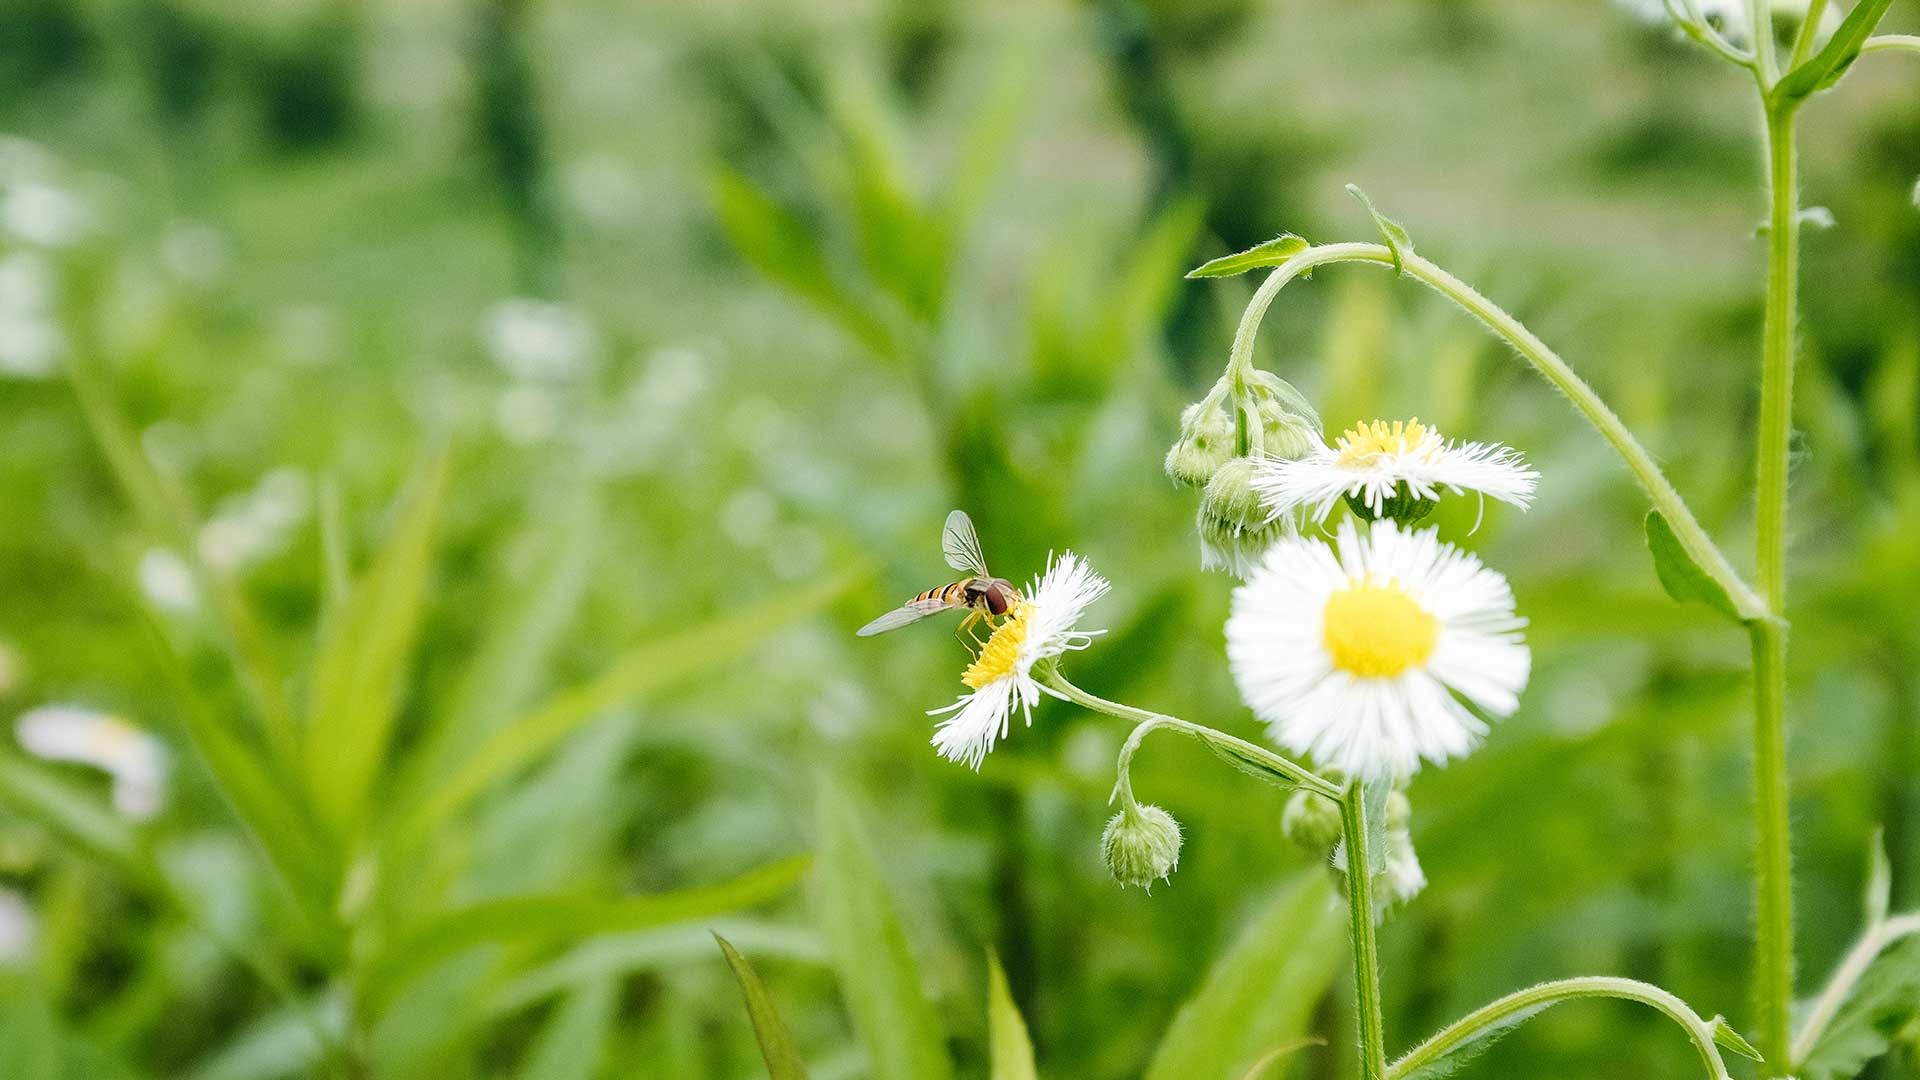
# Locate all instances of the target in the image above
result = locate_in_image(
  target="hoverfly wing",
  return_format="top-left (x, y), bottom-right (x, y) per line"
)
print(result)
top-left (941, 509), bottom-right (991, 576)
top-left (856, 597), bottom-right (952, 637)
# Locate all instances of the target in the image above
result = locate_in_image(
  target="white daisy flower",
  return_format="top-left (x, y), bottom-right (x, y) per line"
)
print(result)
top-left (929, 553), bottom-right (1110, 769)
top-left (1253, 418), bottom-right (1537, 524)
top-left (15, 704), bottom-right (170, 820)
top-left (1226, 520), bottom-right (1529, 781)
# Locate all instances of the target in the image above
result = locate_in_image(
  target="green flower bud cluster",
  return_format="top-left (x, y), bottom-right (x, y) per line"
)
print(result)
top-left (1281, 789), bottom-right (1344, 852)
top-left (1168, 370), bottom-right (1322, 577)
top-left (1101, 802), bottom-right (1183, 890)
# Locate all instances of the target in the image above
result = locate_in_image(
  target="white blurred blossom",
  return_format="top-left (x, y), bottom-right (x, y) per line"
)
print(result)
top-left (0, 889), bottom-right (33, 967)
top-left (0, 180), bottom-right (90, 248)
top-left (139, 548), bottom-right (200, 614)
top-left (159, 221), bottom-right (233, 287)
top-left (0, 249), bottom-right (63, 379)
top-left (494, 383), bottom-right (562, 445)
top-left (15, 705), bottom-right (170, 820)
top-left (198, 468), bottom-right (311, 572)
top-left (479, 298), bottom-right (595, 381)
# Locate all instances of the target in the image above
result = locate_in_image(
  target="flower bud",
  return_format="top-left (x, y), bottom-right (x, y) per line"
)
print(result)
top-left (1197, 458), bottom-right (1291, 578)
top-left (1281, 789), bottom-right (1344, 852)
top-left (1382, 826), bottom-right (1426, 906)
top-left (1245, 370), bottom-right (1321, 461)
top-left (1164, 394), bottom-right (1237, 489)
top-left (1101, 803), bottom-right (1182, 889)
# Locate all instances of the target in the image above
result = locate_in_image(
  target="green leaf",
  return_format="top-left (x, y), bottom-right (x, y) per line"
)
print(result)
top-left (1395, 1000), bottom-right (1556, 1080)
top-left (716, 934), bottom-right (811, 1080)
top-left (1145, 872), bottom-right (1346, 1080)
top-left (361, 855), bottom-right (809, 1018)
top-left (1345, 184), bottom-right (1413, 275)
top-left (515, 978), bottom-right (616, 1080)
top-left (394, 571), bottom-right (861, 847)
top-left (1773, 0), bottom-right (1895, 104)
top-left (1798, 934), bottom-right (1920, 1080)
top-left (303, 450), bottom-right (449, 837)
top-left (1187, 234), bottom-right (1311, 278)
top-left (1644, 511), bottom-right (1741, 621)
top-left (1363, 779), bottom-right (1392, 875)
top-left (1239, 1037), bottom-right (1326, 1080)
top-left (1865, 827), bottom-right (1892, 927)
top-left (1709, 1016), bottom-right (1763, 1062)
top-left (987, 951), bottom-right (1039, 1080)
top-left (812, 780), bottom-right (953, 1080)
top-left (0, 755), bottom-right (141, 876)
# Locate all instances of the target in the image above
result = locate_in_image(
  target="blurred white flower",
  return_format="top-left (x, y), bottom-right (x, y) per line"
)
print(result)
top-left (562, 154), bottom-right (641, 226)
top-left (15, 705), bottom-right (170, 820)
top-left (198, 468), bottom-right (311, 572)
top-left (0, 181), bottom-right (90, 248)
top-left (636, 345), bottom-right (710, 413)
top-left (1254, 418), bottom-right (1537, 524)
top-left (0, 250), bottom-right (55, 310)
top-left (480, 298), bottom-right (595, 381)
top-left (139, 548), bottom-right (200, 614)
top-left (0, 888), bottom-right (33, 967)
top-left (721, 490), bottom-right (777, 548)
top-left (928, 553), bottom-right (1109, 769)
top-left (1227, 520), bottom-right (1530, 781)
top-left (0, 312), bottom-right (62, 378)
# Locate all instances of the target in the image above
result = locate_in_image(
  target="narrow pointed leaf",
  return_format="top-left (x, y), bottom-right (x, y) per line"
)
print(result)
top-left (1645, 511), bottom-right (1741, 621)
top-left (1240, 1037), bottom-right (1326, 1080)
top-left (812, 781), bottom-right (953, 1080)
top-left (1187, 234), bottom-right (1311, 279)
top-left (1773, 0), bottom-right (1895, 104)
top-left (1145, 872), bottom-right (1345, 1080)
top-left (1864, 827), bottom-right (1891, 927)
top-left (987, 951), bottom-right (1038, 1080)
top-left (717, 934), bottom-right (811, 1080)
top-left (1345, 184), bottom-right (1413, 275)
top-left (1710, 1016), bottom-right (1762, 1061)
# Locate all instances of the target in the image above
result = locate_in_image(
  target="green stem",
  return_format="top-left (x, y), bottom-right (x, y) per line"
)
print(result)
top-left (1387, 976), bottom-right (1733, 1080)
top-left (1044, 670), bottom-right (1341, 801)
top-left (1751, 103), bottom-right (1799, 1076)
top-left (1230, 246), bottom-right (1763, 619)
top-left (1341, 783), bottom-right (1389, 1080)
top-left (1861, 33), bottom-right (1920, 58)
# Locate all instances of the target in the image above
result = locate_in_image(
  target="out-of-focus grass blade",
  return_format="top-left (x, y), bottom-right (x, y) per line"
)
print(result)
top-left (711, 168), bottom-right (896, 359)
top-left (1145, 871), bottom-right (1344, 1080)
top-left (184, 992), bottom-right (343, 1080)
top-left (812, 780), bottom-right (953, 1080)
top-left (361, 855), bottom-right (810, 1018)
top-left (393, 572), bottom-right (861, 849)
top-left (986, 951), bottom-right (1038, 1080)
top-left (395, 483), bottom-right (600, 809)
top-left (303, 450), bottom-right (448, 837)
top-left (1240, 1037), bottom-right (1326, 1080)
top-left (942, 47), bottom-right (1033, 233)
top-left (0, 755), bottom-right (141, 877)
top-left (514, 978), bottom-right (616, 1080)
top-left (716, 933), bottom-right (810, 1080)
top-left (487, 921), bottom-right (825, 1019)
top-left (317, 473), bottom-right (352, 621)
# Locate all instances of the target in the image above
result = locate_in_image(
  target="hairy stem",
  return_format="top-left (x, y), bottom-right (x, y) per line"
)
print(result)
top-left (1387, 976), bottom-right (1733, 1080)
top-left (1230, 246), bottom-right (1763, 619)
top-left (1751, 104), bottom-right (1800, 1076)
top-left (1342, 784), bottom-right (1389, 1080)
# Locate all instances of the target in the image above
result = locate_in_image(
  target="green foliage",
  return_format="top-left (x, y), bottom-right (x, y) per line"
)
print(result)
top-left (717, 933), bottom-right (811, 1080)
top-left (986, 952), bottom-right (1040, 1080)
top-left (811, 782), bottom-right (953, 1080)
top-left (1144, 872), bottom-right (1345, 1080)
top-left (1644, 511), bottom-right (1742, 621)
top-left (1798, 935), bottom-right (1920, 1080)
top-left (1185, 234), bottom-right (1310, 278)
top-left (1771, 0), bottom-right (1896, 107)
top-left (1345, 183), bottom-right (1413, 275)
top-left (1709, 1016), bottom-right (1762, 1062)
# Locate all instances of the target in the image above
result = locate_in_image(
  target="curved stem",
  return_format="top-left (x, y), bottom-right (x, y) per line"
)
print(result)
top-left (1751, 106), bottom-right (1800, 1076)
top-left (1791, 912), bottom-right (1920, 1066)
top-left (1664, 0), bottom-right (1757, 67)
top-left (1342, 783), bottom-right (1389, 1080)
top-left (1231, 245), bottom-right (1765, 620)
top-left (1043, 671), bottom-right (1341, 801)
top-left (1387, 976), bottom-right (1733, 1080)
top-left (1861, 33), bottom-right (1920, 57)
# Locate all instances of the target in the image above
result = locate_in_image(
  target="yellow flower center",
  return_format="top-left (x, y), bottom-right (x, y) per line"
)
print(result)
top-left (962, 600), bottom-right (1035, 689)
top-left (1322, 577), bottom-right (1438, 678)
top-left (1335, 418), bottom-right (1437, 466)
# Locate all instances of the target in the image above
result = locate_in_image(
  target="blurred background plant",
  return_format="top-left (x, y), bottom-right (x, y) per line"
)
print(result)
top-left (0, 1), bottom-right (1916, 1078)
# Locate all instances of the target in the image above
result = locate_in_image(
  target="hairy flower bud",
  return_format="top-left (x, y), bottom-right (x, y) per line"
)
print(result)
top-left (1101, 803), bottom-right (1182, 889)
top-left (1282, 789), bottom-right (1344, 852)
top-left (1198, 458), bottom-right (1291, 578)
top-left (1246, 370), bottom-right (1321, 460)
top-left (1164, 395), bottom-right (1237, 489)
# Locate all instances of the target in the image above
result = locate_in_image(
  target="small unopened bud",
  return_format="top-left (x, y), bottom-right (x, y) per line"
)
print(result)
top-left (1281, 789), bottom-right (1344, 852)
top-left (1344, 482), bottom-right (1437, 526)
top-left (1164, 395), bottom-right (1237, 489)
top-left (1101, 803), bottom-right (1182, 889)
top-left (1246, 371), bottom-right (1321, 461)
top-left (1382, 826), bottom-right (1426, 906)
top-left (1198, 458), bottom-right (1291, 578)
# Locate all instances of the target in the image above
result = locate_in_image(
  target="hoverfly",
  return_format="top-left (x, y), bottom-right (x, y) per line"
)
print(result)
top-left (856, 510), bottom-right (1021, 648)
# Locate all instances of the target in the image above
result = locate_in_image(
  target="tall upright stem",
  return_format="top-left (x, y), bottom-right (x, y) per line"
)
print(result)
top-left (1341, 784), bottom-right (1388, 1080)
top-left (1750, 104), bottom-right (1799, 1076)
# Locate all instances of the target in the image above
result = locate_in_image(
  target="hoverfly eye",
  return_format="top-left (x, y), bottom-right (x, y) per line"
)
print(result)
top-left (986, 588), bottom-right (1010, 616)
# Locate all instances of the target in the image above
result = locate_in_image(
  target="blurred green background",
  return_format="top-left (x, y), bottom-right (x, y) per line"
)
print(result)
top-left (1, 0), bottom-right (1917, 1077)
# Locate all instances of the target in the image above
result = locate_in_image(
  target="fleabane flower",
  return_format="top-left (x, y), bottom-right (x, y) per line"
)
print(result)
top-left (929, 553), bottom-right (1109, 768)
top-left (1253, 418), bottom-right (1537, 525)
top-left (1226, 520), bottom-right (1529, 781)
top-left (15, 705), bottom-right (170, 819)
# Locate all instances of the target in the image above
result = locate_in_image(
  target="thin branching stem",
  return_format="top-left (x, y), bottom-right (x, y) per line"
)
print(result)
top-left (1790, 912), bottom-right (1920, 1066)
top-left (1860, 34), bottom-right (1920, 57)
